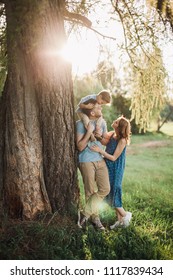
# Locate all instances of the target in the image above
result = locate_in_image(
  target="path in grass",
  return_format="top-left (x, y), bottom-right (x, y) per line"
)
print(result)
top-left (127, 138), bottom-right (172, 154)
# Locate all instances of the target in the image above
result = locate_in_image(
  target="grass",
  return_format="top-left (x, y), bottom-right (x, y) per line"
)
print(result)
top-left (0, 126), bottom-right (173, 260)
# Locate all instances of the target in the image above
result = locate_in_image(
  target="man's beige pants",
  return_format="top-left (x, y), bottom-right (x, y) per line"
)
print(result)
top-left (79, 160), bottom-right (110, 219)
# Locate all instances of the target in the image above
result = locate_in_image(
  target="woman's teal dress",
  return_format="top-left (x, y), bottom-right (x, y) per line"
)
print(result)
top-left (105, 136), bottom-right (126, 208)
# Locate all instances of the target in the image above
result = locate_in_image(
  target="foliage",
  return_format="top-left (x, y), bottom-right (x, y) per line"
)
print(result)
top-left (109, 0), bottom-right (171, 132)
top-left (128, 48), bottom-right (167, 132)
top-left (73, 74), bottom-right (102, 108)
top-left (112, 0), bottom-right (171, 63)
top-left (96, 60), bottom-right (116, 90)
top-left (0, 132), bottom-right (173, 260)
top-left (160, 104), bottom-right (173, 121)
top-left (101, 94), bottom-right (140, 133)
top-left (112, 93), bottom-right (140, 134)
top-left (146, 0), bottom-right (173, 30)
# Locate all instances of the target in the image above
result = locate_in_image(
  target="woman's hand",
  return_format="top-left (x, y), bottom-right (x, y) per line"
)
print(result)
top-left (90, 145), bottom-right (102, 153)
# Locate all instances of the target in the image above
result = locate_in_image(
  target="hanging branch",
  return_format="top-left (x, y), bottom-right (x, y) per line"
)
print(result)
top-left (113, 4), bottom-right (137, 67)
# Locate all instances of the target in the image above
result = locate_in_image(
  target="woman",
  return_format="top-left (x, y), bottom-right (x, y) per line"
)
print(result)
top-left (90, 116), bottom-right (132, 229)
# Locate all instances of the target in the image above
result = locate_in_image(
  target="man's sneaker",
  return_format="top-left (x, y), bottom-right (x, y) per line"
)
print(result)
top-left (122, 212), bottom-right (132, 227)
top-left (110, 220), bottom-right (124, 230)
top-left (91, 217), bottom-right (105, 230)
top-left (77, 211), bottom-right (88, 229)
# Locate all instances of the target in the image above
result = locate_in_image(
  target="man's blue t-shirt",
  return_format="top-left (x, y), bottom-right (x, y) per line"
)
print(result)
top-left (76, 120), bottom-right (107, 163)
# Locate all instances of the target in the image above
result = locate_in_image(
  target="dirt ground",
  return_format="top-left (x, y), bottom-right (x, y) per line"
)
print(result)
top-left (138, 140), bottom-right (172, 148)
top-left (127, 139), bottom-right (172, 154)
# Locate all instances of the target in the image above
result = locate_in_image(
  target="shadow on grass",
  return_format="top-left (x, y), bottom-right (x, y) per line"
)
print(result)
top-left (0, 213), bottom-right (172, 260)
top-left (82, 224), bottom-right (172, 260)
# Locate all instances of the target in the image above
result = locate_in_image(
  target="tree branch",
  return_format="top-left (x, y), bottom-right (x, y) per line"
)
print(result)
top-left (63, 8), bottom-right (117, 41)
top-left (63, 9), bottom-right (92, 28)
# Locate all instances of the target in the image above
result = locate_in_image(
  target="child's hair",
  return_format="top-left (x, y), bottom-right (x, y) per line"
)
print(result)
top-left (116, 116), bottom-right (131, 145)
top-left (97, 90), bottom-right (111, 103)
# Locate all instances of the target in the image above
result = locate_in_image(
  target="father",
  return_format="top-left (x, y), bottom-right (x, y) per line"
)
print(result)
top-left (76, 99), bottom-right (110, 230)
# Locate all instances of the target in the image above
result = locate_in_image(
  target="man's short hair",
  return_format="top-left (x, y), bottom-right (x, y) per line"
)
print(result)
top-left (82, 99), bottom-right (97, 117)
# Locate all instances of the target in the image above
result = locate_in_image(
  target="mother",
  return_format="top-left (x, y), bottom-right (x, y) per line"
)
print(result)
top-left (91, 116), bottom-right (132, 229)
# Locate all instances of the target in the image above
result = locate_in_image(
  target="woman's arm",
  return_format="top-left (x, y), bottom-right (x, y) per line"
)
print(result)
top-left (90, 138), bottom-right (126, 161)
top-left (100, 131), bottom-right (114, 146)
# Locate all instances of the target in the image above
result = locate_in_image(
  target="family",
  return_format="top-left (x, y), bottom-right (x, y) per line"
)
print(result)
top-left (76, 90), bottom-right (132, 230)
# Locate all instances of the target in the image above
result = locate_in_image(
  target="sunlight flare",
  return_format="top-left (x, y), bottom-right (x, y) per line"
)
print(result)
top-left (58, 40), bottom-right (100, 75)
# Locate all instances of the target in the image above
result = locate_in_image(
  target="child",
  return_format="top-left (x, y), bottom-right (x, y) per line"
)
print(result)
top-left (90, 116), bottom-right (132, 229)
top-left (76, 90), bottom-right (111, 141)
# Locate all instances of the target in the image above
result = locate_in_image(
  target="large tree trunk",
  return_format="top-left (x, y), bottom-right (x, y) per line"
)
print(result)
top-left (0, 0), bottom-right (78, 219)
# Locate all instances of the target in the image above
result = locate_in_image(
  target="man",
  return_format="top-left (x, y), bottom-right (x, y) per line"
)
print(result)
top-left (76, 99), bottom-right (110, 230)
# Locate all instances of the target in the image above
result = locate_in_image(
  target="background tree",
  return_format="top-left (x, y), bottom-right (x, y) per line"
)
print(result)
top-left (157, 103), bottom-right (173, 131)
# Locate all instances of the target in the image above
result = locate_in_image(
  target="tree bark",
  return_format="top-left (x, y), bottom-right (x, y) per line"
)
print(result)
top-left (0, 0), bottom-right (78, 219)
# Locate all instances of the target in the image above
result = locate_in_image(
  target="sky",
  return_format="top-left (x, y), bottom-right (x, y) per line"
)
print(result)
top-left (60, 30), bottom-right (102, 75)
top-left (61, 2), bottom-right (124, 76)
